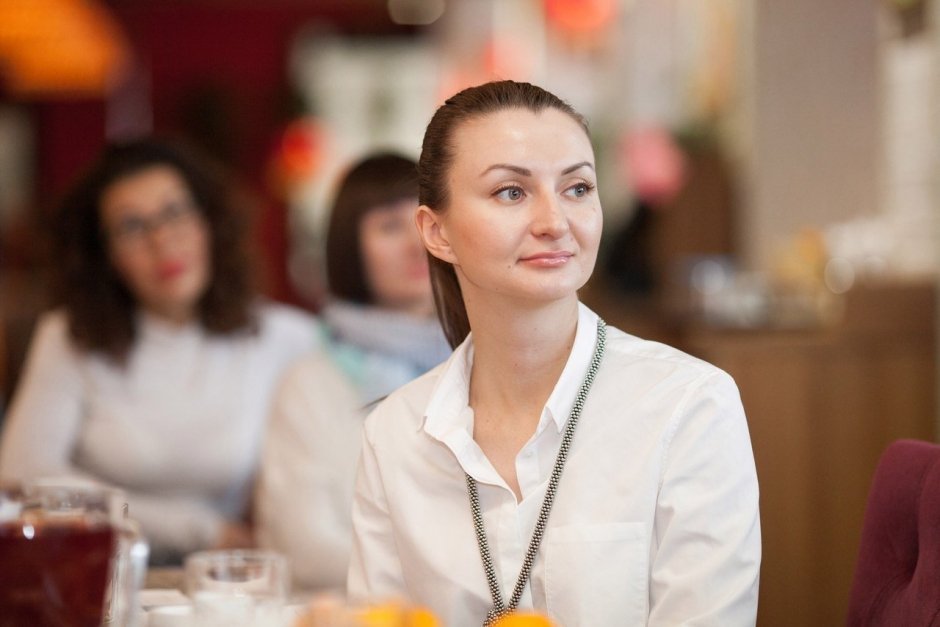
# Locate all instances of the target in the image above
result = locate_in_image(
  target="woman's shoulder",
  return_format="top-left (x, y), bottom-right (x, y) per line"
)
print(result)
top-left (28, 309), bottom-right (74, 352)
top-left (271, 349), bottom-right (362, 419)
top-left (603, 324), bottom-right (734, 385)
top-left (578, 303), bottom-right (727, 384)
top-left (10, 309), bottom-right (88, 382)
top-left (248, 301), bottom-right (321, 369)
top-left (278, 348), bottom-right (352, 391)
top-left (599, 326), bottom-right (745, 437)
top-left (361, 361), bottom-right (445, 440)
top-left (255, 301), bottom-right (318, 342)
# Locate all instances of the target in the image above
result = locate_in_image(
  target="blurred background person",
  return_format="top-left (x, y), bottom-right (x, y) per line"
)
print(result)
top-left (255, 152), bottom-right (451, 591)
top-left (0, 138), bottom-right (317, 564)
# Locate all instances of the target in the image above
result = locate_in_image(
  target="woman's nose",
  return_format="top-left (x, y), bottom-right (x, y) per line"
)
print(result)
top-left (146, 220), bottom-right (178, 249)
top-left (530, 193), bottom-right (569, 239)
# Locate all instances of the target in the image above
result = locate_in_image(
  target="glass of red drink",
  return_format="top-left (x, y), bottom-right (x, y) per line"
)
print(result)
top-left (0, 483), bottom-right (122, 627)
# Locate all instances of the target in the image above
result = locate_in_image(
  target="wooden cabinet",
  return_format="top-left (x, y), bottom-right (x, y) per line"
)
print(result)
top-left (682, 281), bottom-right (937, 627)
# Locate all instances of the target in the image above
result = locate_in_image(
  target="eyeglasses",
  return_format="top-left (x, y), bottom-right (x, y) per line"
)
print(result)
top-left (107, 199), bottom-right (202, 248)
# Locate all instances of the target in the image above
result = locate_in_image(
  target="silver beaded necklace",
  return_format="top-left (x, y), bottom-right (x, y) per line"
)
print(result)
top-left (467, 318), bottom-right (607, 627)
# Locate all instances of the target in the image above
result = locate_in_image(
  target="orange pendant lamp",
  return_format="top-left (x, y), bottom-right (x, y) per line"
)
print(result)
top-left (544, 0), bottom-right (617, 36)
top-left (0, 0), bottom-right (129, 98)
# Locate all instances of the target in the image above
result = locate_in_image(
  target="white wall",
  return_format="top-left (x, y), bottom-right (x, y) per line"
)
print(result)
top-left (745, 0), bottom-right (880, 271)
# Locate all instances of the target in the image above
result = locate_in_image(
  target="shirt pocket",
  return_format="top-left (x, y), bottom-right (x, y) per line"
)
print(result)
top-left (544, 522), bottom-right (648, 626)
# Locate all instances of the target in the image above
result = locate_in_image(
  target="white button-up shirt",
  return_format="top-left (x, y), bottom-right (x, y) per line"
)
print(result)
top-left (348, 303), bottom-right (760, 626)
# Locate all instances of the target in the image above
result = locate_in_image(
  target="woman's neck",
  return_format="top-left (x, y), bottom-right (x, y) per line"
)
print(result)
top-left (142, 303), bottom-right (196, 328)
top-left (466, 296), bottom-right (580, 421)
top-left (462, 293), bottom-right (580, 500)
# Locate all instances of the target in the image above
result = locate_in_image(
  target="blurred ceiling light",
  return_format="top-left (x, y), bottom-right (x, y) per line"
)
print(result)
top-left (387, 0), bottom-right (445, 26)
top-left (544, 0), bottom-right (617, 35)
top-left (267, 116), bottom-right (327, 199)
top-left (482, 37), bottom-right (537, 81)
top-left (0, 0), bottom-right (129, 98)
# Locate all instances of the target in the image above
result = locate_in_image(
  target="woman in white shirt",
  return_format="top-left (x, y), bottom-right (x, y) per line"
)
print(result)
top-left (256, 153), bottom-right (450, 591)
top-left (0, 138), bottom-right (316, 563)
top-left (347, 81), bottom-right (761, 626)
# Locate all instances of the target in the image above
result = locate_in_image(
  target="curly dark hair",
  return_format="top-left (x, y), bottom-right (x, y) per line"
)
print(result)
top-left (53, 137), bottom-right (258, 362)
top-left (325, 152), bottom-right (419, 304)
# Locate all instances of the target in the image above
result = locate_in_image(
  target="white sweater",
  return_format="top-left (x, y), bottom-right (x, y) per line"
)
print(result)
top-left (255, 352), bottom-right (364, 592)
top-left (0, 303), bottom-right (316, 562)
top-left (255, 304), bottom-right (451, 592)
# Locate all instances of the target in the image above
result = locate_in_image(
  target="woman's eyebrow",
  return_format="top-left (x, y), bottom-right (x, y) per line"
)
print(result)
top-left (562, 161), bottom-right (594, 174)
top-left (480, 163), bottom-right (531, 177)
top-left (480, 161), bottom-right (595, 177)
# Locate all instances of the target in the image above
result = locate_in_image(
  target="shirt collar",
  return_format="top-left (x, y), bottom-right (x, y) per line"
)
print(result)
top-left (421, 335), bottom-right (474, 437)
top-left (544, 302), bottom-right (599, 432)
top-left (422, 302), bottom-right (600, 441)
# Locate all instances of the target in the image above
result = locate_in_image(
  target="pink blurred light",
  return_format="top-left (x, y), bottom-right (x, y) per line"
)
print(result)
top-left (620, 127), bottom-right (688, 206)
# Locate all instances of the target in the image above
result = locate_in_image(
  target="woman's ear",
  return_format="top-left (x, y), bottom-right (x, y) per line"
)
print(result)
top-left (416, 205), bottom-right (457, 264)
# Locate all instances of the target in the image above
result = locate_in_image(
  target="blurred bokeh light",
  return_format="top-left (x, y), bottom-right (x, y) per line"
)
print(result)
top-left (0, 0), bottom-right (129, 97)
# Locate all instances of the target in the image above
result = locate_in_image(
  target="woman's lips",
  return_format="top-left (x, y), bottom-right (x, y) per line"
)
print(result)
top-left (156, 261), bottom-right (187, 281)
top-left (520, 251), bottom-right (573, 267)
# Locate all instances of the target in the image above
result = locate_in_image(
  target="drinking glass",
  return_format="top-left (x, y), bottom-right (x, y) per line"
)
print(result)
top-left (105, 515), bottom-right (150, 627)
top-left (0, 483), bottom-right (118, 627)
top-left (184, 549), bottom-right (288, 627)
top-left (0, 482), bottom-right (149, 627)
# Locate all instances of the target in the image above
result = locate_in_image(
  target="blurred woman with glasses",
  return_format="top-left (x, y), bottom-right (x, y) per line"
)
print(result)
top-left (0, 138), bottom-right (317, 563)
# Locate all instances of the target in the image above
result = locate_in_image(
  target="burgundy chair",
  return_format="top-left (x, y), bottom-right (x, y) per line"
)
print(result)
top-left (846, 439), bottom-right (940, 626)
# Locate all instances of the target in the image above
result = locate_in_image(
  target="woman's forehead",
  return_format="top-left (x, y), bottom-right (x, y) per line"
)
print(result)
top-left (449, 108), bottom-right (594, 173)
top-left (101, 165), bottom-right (189, 208)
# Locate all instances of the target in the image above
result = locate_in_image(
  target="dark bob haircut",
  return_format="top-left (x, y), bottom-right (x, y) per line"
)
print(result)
top-left (325, 152), bottom-right (419, 304)
top-left (54, 137), bottom-right (257, 362)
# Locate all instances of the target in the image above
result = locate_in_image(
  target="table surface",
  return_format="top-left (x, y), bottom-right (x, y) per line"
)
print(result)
top-left (144, 567), bottom-right (185, 591)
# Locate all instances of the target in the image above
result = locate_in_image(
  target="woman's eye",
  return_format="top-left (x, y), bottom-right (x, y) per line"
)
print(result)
top-left (565, 182), bottom-right (595, 199)
top-left (495, 186), bottom-right (524, 202)
top-left (566, 182), bottom-right (594, 198)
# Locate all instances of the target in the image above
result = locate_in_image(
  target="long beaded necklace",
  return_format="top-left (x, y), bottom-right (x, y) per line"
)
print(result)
top-left (466, 318), bottom-right (607, 627)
